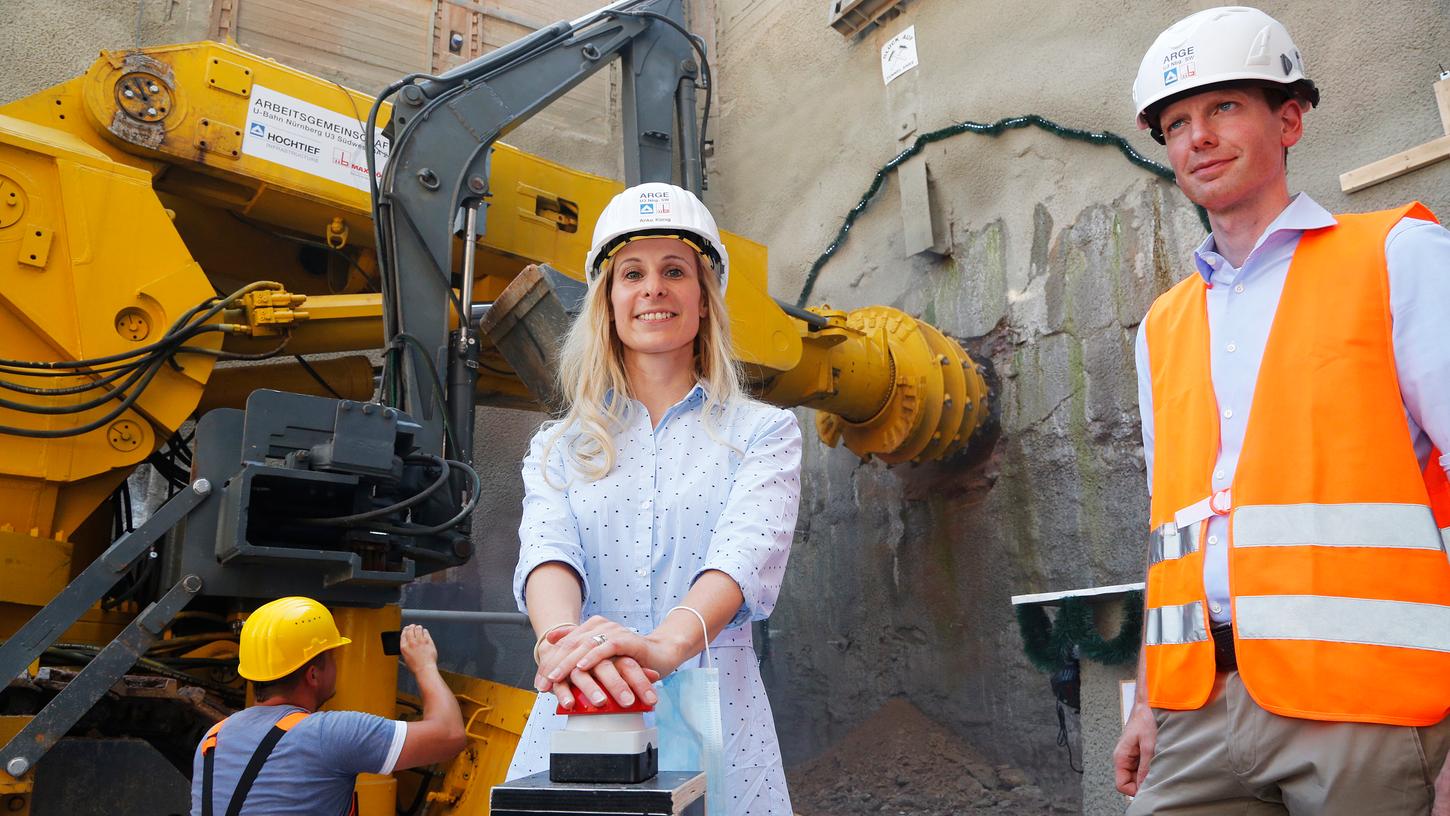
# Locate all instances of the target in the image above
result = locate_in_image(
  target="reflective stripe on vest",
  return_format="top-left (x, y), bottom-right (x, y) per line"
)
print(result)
top-left (1149, 521), bottom-right (1202, 565)
top-left (1236, 595), bottom-right (1450, 653)
top-left (1144, 601), bottom-right (1209, 646)
top-left (1234, 503), bottom-right (1444, 551)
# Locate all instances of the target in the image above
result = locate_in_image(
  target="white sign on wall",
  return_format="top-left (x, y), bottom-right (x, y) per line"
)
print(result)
top-left (242, 85), bottom-right (391, 192)
top-left (881, 25), bottom-right (919, 85)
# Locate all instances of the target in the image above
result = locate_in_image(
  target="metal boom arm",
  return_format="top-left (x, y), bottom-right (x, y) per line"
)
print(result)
top-left (373, 0), bottom-right (699, 459)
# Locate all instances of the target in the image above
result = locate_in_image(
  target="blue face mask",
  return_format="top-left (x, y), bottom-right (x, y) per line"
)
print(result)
top-left (654, 608), bottom-right (726, 815)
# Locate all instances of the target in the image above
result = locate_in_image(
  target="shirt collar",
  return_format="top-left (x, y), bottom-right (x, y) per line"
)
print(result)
top-left (1192, 193), bottom-right (1337, 282)
top-left (608, 382), bottom-right (708, 426)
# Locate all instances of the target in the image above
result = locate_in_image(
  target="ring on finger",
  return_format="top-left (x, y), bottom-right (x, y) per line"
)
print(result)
top-left (590, 633), bottom-right (608, 645)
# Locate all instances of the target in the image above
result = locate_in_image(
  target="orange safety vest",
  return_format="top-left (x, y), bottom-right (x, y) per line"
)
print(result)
top-left (1142, 202), bottom-right (1450, 726)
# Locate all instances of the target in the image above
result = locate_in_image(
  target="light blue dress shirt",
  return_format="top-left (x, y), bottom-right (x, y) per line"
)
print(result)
top-left (1136, 193), bottom-right (1450, 623)
top-left (506, 385), bottom-right (801, 816)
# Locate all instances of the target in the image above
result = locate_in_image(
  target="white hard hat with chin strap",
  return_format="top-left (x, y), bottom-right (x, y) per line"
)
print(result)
top-left (585, 182), bottom-right (730, 293)
top-left (1133, 6), bottom-right (1320, 144)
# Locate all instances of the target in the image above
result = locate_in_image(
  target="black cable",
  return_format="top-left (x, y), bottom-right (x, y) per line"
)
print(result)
top-left (395, 332), bottom-right (459, 456)
top-left (295, 454), bottom-right (450, 526)
top-left (0, 353), bottom-right (160, 395)
top-left (0, 281), bottom-right (273, 372)
top-left (1056, 699), bottom-right (1083, 774)
top-left (366, 73), bottom-right (443, 360)
top-left (0, 334), bottom-right (201, 415)
top-left (793, 114), bottom-right (1212, 307)
top-left (0, 320), bottom-right (226, 380)
top-left (0, 342), bottom-right (181, 438)
top-left (293, 355), bottom-right (345, 399)
top-left (0, 281), bottom-right (279, 437)
top-left (369, 459), bottom-right (480, 536)
top-left (399, 765), bottom-right (438, 816)
top-left (101, 551), bottom-right (155, 611)
top-left (0, 336), bottom-right (285, 440)
top-left (478, 358), bottom-right (514, 376)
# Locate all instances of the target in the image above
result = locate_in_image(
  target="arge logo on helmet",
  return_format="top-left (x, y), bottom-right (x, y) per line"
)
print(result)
top-left (1161, 45), bottom-right (1196, 87)
top-left (639, 190), bottom-right (672, 217)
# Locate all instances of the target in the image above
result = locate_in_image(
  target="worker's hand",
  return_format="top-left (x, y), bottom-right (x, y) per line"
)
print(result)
top-left (399, 624), bottom-right (439, 675)
top-left (535, 617), bottom-right (665, 709)
top-left (1432, 752), bottom-right (1450, 816)
top-left (1113, 701), bottom-right (1157, 797)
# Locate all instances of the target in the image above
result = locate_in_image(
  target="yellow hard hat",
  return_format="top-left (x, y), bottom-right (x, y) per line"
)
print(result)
top-left (237, 596), bottom-right (352, 682)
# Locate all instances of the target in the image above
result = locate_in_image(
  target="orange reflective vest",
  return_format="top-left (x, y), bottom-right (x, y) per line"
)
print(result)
top-left (1142, 202), bottom-right (1450, 726)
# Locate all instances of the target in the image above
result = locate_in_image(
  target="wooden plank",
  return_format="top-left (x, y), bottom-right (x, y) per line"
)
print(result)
top-left (240, 27), bottom-right (419, 78)
top-left (441, 0), bottom-right (547, 31)
top-left (1436, 78), bottom-right (1450, 136)
top-left (1339, 134), bottom-right (1450, 193)
top-left (241, 2), bottom-right (426, 44)
top-left (234, 0), bottom-right (431, 92)
top-left (432, 3), bottom-right (485, 74)
top-left (210, 0), bottom-right (240, 41)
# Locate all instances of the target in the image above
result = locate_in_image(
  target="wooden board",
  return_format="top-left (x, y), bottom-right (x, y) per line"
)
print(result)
top-left (233, 0), bottom-right (432, 93)
top-left (1340, 134), bottom-right (1450, 193)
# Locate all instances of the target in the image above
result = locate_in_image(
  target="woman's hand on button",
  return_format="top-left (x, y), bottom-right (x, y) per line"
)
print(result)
top-left (535, 616), bottom-right (660, 708)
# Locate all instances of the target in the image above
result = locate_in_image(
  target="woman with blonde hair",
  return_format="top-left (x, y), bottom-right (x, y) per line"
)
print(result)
top-left (505, 182), bottom-right (799, 815)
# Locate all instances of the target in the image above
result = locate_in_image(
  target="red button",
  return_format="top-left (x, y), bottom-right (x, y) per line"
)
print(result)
top-left (555, 684), bottom-right (655, 716)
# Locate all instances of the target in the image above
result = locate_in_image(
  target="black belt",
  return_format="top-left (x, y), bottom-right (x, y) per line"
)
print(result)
top-left (1211, 623), bottom-right (1236, 671)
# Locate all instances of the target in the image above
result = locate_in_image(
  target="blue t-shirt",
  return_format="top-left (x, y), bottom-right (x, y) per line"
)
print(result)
top-left (190, 705), bottom-right (406, 816)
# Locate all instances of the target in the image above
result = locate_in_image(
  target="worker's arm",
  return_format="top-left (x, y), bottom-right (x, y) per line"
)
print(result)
top-left (394, 625), bottom-right (467, 770)
top-left (1387, 221), bottom-right (1450, 813)
top-left (1113, 615), bottom-right (1156, 796)
top-left (1113, 323), bottom-right (1158, 797)
top-left (1386, 219), bottom-right (1450, 481)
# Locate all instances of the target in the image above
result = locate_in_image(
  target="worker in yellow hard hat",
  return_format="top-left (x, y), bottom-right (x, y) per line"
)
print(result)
top-left (189, 597), bottom-right (466, 816)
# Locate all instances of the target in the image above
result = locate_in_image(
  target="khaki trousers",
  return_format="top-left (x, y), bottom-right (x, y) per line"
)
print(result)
top-left (1126, 672), bottom-right (1450, 815)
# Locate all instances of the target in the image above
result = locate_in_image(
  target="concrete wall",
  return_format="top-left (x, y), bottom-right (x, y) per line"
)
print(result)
top-left (701, 0), bottom-right (1450, 804)
top-left (0, 0), bottom-right (213, 102)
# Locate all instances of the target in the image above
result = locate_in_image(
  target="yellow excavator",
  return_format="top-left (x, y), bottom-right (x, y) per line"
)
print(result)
top-left (0, 1), bottom-right (991, 813)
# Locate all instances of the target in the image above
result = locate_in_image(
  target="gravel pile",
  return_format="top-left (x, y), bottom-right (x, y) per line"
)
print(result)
top-left (788, 698), bottom-right (1077, 815)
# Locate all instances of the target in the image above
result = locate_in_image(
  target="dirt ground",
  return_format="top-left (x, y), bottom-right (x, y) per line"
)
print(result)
top-left (787, 699), bottom-right (1077, 815)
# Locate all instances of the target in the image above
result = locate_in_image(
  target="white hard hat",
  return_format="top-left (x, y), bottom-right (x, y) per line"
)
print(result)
top-left (584, 182), bottom-right (730, 293)
top-left (1132, 6), bottom-right (1319, 143)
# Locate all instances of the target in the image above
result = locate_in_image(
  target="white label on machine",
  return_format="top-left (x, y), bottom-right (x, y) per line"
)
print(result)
top-left (881, 26), bottom-right (919, 85)
top-left (242, 84), bottom-right (391, 192)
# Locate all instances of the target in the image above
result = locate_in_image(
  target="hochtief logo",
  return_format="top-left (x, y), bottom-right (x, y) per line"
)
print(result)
top-left (249, 123), bottom-right (267, 137)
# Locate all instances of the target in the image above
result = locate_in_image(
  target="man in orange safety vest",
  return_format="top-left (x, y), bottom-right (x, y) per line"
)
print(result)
top-left (1113, 7), bottom-right (1450, 815)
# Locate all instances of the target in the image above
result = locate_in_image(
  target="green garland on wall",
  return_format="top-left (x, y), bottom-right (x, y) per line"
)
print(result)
top-left (794, 115), bottom-right (1211, 307)
top-left (1016, 591), bottom-right (1143, 672)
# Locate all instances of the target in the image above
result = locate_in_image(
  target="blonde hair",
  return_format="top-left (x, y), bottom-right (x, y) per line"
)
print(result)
top-left (542, 248), bottom-right (744, 482)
